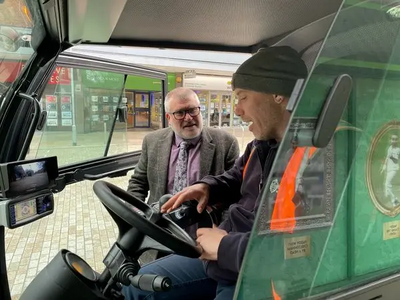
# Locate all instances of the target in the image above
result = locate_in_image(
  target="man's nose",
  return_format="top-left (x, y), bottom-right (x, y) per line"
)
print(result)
top-left (234, 104), bottom-right (242, 117)
top-left (184, 112), bottom-right (194, 121)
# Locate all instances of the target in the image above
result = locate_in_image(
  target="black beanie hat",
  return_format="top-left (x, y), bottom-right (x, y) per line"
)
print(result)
top-left (231, 46), bottom-right (308, 97)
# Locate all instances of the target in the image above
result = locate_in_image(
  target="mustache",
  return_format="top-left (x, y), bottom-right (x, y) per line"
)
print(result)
top-left (183, 122), bottom-right (197, 127)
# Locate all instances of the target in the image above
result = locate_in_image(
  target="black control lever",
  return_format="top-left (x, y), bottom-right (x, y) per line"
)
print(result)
top-left (156, 194), bottom-right (172, 212)
top-left (152, 195), bottom-right (214, 229)
top-left (128, 274), bottom-right (172, 292)
top-left (168, 201), bottom-right (213, 229)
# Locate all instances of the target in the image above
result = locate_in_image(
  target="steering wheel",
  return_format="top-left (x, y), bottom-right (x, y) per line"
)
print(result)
top-left (93, 180), bottom-right (201, 258)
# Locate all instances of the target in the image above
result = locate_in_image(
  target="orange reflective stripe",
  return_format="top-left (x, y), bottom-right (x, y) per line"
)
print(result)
top-left (270, 146), bottom-right (316, 233)
top-left (308, 146), bottom-right (317, 159)
top-left (270, 147), bottom-right (305, 232)
top-left (243, 147), bottom-right (256, 179)
top-left (271, 280), bottom-right (282, 300)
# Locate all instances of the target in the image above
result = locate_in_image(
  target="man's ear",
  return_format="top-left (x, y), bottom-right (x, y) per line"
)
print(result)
top-left (273, 94), bottom-right (285, 104)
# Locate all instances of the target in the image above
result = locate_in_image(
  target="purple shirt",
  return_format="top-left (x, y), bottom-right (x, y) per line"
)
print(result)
top-left (167, 133), bottom-right (202, 194)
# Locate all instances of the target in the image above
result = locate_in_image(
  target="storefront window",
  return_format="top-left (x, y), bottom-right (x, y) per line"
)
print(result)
top-left (210, 92), bottom-right (221, 127)
top-left (221, 94), bottom-right (231, 127)
top-left (196, 90), bottom-right (209, 127)
top-left (184, 75), bottom-right (242, 129)
top-left (79, 70), bottom-right (125, 133)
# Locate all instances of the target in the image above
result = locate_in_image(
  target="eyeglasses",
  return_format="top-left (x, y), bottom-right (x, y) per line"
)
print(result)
top-left (170, 107), bottom-right (201, 120)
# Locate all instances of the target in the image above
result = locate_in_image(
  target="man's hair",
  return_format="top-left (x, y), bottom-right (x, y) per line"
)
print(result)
top-left (164, 87), bottom-right (200, 112)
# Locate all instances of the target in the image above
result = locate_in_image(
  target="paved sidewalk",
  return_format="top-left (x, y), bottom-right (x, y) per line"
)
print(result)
top-left (5, 176), bottom-right (128, 299)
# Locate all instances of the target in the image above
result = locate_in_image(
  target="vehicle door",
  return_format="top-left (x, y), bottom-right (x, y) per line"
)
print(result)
top-left (0, 1), bottom-right (59, 299)
top-left (0, 2), bottom-right (170, 298)
top-left (3, 50), bottom-right (171, 295)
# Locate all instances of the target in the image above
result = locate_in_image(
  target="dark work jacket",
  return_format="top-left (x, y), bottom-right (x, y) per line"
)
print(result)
top-left (199, 139), bottom-right (278, 284)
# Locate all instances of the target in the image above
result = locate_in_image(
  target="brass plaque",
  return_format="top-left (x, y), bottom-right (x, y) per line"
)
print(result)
top-left (284, 236), bottom-right (311, 260)
top-left (383, 220), bottom-right (400, 240)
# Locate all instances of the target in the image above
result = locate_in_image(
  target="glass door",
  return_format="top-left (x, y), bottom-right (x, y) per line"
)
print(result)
top-left (134, 92), bottom-right (150, 128)
top-left (125, 91), bottom-right (134, 129)
top-left (232, 95), bottom-right (240, 127)
top-left (209, 92), bottom-right (233, 128)
top-left (221, 93), bottom-right (231, 127)
top-left (210, 92), bottom-right (221, 127)
top-left (195, 90), bottom-right (210, 127)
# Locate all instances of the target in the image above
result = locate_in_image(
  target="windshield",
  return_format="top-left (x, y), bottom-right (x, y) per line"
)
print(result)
top-left (236, 0), bottom-right (400, 299)
top-left (0, 0), bottom-right (37, 95)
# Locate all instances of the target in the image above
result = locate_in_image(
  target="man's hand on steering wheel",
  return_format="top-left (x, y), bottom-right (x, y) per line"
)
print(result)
top-left (161, 183), bottom-right (210, 214)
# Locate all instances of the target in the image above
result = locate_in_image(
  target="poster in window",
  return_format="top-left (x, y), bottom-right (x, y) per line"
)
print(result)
top-left (91, 96), bottom-right (98, 102)
top-left (61, 119), bottom-right (72, 126)
top-left (103, 105), bottom-right (110, 112)
top-left (103, 115), bottom-right (109, 121)
top-left (46, 119), bottom-right (58, 127)
top-left (45, 95), bottom-right (57, 112)
top-left (102, 96), bottom-right (109, 103)
top-left (62, 111), bottom-right (72, 119)
top-left (113, 97), bottom-right (120, 103)
top-left (61, 96), bottom-right (71, 111)
top-left (92, 105), bottom-right (98, 112)
top-left (47, 111), bottom-right (58, 118)
top-left (92, 115), bottom-right (99, 121)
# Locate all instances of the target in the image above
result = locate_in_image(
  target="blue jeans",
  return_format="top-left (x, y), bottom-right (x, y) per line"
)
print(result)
top-left (122, 255), bottom-right (236, 300)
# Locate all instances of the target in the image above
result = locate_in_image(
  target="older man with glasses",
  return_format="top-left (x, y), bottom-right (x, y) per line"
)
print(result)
top-left (127, 87), bottom-right (240, 238)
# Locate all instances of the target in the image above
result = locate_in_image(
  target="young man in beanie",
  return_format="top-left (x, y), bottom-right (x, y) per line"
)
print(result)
top-left (122, 46), bottom-right (308, 300)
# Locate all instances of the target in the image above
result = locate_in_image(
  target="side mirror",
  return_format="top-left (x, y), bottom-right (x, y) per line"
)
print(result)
top-left (0, 26), bottom-right (23, 52)
top-left (289, 75), bottom-right (353, 148)
top-left (313, 74), bottom-right (352, 148)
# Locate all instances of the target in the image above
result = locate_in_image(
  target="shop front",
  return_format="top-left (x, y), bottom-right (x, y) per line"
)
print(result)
top-left (182, 75), bottom-right (242, 128)
top-left (79, 69), bottom-right (126, 133)
top-left (124, 73), bottom-right (176, 130)
top-left (2, 58), bottom-right (240, 131)
top-left (41, 70), bottom-right (176, 133)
